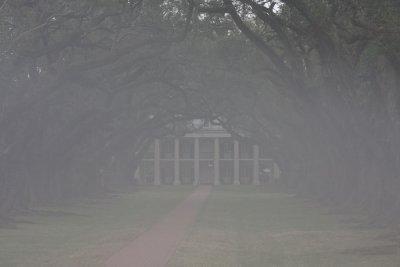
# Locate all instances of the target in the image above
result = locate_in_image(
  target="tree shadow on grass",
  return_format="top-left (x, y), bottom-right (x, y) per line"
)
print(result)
top-left (34, 210), bottom-right (83, 217)
top-left (340, 244), bottom-right (399, 256)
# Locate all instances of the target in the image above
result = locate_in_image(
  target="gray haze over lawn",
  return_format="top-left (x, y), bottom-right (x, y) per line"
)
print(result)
top-left (0, 1), bottom-right (399, 266)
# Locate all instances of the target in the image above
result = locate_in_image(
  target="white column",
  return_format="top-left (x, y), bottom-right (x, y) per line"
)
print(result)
top-left (174, 138), bottom-right (180, 185)
top-left (253, 144), bottom-right (260, 185)
top-left (214, 138), bottom-right (220, 185)
top-left (154, 139), bottom-right (161, 185)
top-left (194, 138), bottom-right (200, 185)
top-left (134, 164), bottom-right (141, 183)
top-left (234, 140), bottom-right (240, 185)
top-left (273, 162), bottom-right (281, 181)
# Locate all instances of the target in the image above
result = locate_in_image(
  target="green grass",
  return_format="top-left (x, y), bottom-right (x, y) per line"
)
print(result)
top-left (167, 186), bottom-right (400, 267)
top-left (0, 186), bottom-right (193, 267)
top-left (2, 186), bottom-right (400, 267)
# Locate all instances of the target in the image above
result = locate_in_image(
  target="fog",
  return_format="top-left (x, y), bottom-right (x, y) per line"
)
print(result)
top-left (1, 0), bottom-right (400, 266)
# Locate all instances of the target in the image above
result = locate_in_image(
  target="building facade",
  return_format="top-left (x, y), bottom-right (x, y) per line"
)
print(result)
top-left (135, 123), bottom-right (279, 185)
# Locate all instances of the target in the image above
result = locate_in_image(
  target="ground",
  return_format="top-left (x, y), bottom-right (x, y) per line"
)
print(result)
top-left (0, 186), bottom-right (192, 267)
top-left (0, 186), bottom-right (399, 267)
top-left (167, 186), bottom-right (400, 267)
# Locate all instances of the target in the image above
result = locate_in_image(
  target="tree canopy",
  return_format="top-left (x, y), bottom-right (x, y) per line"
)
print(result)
top-left (0, 0), bottom-right (399, 226)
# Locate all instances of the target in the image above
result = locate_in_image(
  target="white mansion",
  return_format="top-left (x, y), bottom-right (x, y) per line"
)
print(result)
top-left (134, 121), bottom-right (280, 185)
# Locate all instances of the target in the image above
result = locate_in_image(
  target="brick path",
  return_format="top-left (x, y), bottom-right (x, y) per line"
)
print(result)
top-left (104, 186), bottom-right (211, 267)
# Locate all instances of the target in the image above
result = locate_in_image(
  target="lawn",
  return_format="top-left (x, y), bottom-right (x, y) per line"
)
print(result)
top-left (2, 186), bottom-right (399, 267)
top-left (0, 186), bottom-right (193, 267)
top-left (167, 186), bottom-right (400, 267)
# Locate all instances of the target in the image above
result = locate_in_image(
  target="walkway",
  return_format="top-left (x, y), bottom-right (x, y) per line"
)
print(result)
top-left (104, 186), bottom-right (211, 267)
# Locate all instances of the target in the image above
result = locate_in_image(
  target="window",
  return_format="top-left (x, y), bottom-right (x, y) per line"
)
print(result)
top-left (220, 138), bottom-right (233, 159)
top-left (180, 139), bottom-right (194, 159)
top-left (161, 139), bottom-right (174, 159)
top-left (239, 142), bottom-right (252, 159)
top-left (199, 138), bottom-right (214, 159)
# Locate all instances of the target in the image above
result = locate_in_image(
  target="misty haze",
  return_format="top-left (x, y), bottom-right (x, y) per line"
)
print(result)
top-left (1, 0), bottom-right (400, 266)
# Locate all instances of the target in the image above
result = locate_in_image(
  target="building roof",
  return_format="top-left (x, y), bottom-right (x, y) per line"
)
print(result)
top-left (184, 120), bottom-right (232, 138)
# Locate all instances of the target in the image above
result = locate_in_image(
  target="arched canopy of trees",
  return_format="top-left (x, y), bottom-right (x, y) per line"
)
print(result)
top-left (0, 0), bottom-right (399, 226)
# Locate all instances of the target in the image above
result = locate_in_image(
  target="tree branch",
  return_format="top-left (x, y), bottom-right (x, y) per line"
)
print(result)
top-left (0, 0), bottom-right (8, 14)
